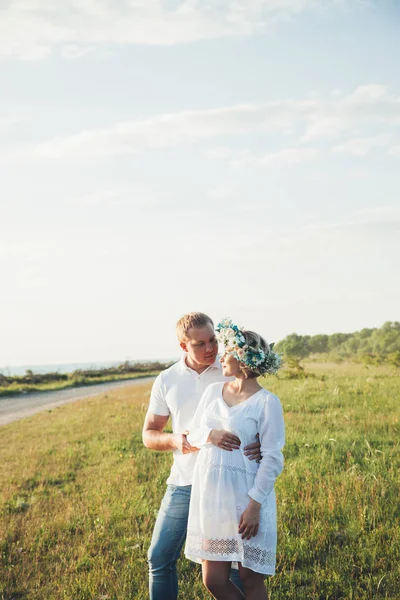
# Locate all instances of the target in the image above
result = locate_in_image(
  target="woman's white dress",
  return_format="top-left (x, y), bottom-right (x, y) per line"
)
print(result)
top-left (184, 381), bottom-right (285, 575)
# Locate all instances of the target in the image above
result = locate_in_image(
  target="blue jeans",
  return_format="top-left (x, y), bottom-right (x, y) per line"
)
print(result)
top-left (148, 484), bottom-right (244, 600)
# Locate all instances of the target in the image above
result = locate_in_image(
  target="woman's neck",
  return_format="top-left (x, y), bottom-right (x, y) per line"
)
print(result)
top-left (231, 377), bottom-right (262, 395)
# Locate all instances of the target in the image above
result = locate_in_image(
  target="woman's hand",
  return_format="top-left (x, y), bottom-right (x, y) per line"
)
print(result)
top-left (207, 429), bottom-right (241, 451)
top-left (238, 499), bottom-right (261, 540)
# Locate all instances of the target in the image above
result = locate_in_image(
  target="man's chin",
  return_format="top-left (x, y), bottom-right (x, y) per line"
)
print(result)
top-left (203, 355), bottom-right (216, 364)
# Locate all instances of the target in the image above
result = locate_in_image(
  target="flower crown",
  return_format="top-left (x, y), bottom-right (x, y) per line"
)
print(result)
top-left (215, 317), bottom-right (282, 375)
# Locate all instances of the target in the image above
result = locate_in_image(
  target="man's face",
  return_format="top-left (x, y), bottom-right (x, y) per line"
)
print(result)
top-left (180, 324), bottom-right (218, 366)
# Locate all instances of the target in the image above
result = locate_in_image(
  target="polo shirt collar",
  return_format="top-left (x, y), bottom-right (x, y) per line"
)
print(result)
top-left (180, 353), bottom-right (222, 373)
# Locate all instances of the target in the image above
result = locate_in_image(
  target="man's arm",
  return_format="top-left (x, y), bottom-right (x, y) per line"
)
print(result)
top-left (142, 412), bottom-right (194, 454)
top-left (244, 433), bottom-right (262, 462)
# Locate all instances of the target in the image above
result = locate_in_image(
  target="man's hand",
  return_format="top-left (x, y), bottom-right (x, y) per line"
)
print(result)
top-left (173, 431), bottom-right (198, 454)
top-left (238, 499), bottom-right (261, 540)
top-left (244, 433), bottom-right (262, 462)
top-left (207, 429), bottom-right (241, 451)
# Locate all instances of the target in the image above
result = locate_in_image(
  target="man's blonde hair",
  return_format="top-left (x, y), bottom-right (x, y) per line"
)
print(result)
top-left (176, 312), bottom-right (214, 342)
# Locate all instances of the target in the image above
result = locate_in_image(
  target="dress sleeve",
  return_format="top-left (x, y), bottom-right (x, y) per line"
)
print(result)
top-left (248, 393), bottom-right (285, 505)
top-left (186, 384), bottom-right (215, 448)
top-left (147, 373), bottom-right (170, 417)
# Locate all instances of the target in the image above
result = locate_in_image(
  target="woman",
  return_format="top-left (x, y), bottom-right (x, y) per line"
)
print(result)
top-left (184, 318), bottom-right (285, 600)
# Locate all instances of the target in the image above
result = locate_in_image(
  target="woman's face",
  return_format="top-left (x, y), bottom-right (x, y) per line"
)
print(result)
top-left (220, 351), bottom-right (242, 376)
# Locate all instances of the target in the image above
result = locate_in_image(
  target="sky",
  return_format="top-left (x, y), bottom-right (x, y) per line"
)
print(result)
top-left (1, 0), bottom-right (400, 368)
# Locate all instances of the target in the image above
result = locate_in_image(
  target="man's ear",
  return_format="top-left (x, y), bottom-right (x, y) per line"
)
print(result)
top-left (180, 341), bottom-right (188, 352)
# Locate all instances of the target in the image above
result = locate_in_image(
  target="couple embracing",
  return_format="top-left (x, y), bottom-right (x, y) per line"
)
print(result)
top-left (142, 312), bottom-right (285, 600)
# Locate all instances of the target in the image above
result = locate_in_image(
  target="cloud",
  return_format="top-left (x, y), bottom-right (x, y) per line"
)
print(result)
top-left (206, 145), bottom-right (319, 167)
top-left (61, 45), bottom-right (99, 60)
top-left (344, 204), bottom-right (400, 226)
top-left (1, 84), bottom-right (399, 164)
top-left (227, 147), bottom-right (319, 167)
top-left (66, 188), bottom-right (166, 207)
top-left (300, 85), bottom-right (400, 141)
top-left (67, 190), bottom-right (126, 207)
top-left (232, 204), bottom-right (400, 265)
top-left (261, 147), bottom-right (319, 165)
top-left (295, 205), bottom-right (400, 243)
top-left (332, 133), bottom-right (394, 156)
top-left (0, 0), bottom-right (367, 61)
top-left (0, 115), bottom-right (23, 129)
top-left (206, 146), bottom-right (234, 160)
top-left (0, 101), bottom-right (316, 162)
top-left (208, 183), bottom-right (237, 200)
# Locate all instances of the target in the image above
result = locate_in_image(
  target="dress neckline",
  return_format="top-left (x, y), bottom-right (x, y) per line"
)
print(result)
top-left (220, 382), bottom-right (263, 410)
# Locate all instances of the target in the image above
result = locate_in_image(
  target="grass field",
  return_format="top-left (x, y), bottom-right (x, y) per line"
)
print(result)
top-left (0, 362), bottom-right (399, 599)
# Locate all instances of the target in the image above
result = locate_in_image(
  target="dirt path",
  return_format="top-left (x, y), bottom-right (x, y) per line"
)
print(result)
top-left (0, 377), bottom-right (155, 427)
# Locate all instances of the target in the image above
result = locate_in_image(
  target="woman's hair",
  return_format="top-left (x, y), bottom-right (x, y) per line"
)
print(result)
top-left (239, 330), bottom-right (270, 379)
top-left (176, 312), bottom-right (214, 342)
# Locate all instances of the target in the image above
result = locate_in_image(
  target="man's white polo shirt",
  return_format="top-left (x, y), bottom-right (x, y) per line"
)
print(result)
top-left (148, 354), bottom-right (230, 486)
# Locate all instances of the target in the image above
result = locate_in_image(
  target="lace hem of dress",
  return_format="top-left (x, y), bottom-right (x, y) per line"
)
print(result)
top-left (203, 461), bottom-right (257, 477)
top-left (185, 534), bottom-right (276, 574)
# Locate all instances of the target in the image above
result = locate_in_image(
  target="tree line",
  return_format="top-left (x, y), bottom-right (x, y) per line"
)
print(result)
top-left (0, 360), bottom-right (171, 388)
top-left (274, 321), bottom-right (400, 366)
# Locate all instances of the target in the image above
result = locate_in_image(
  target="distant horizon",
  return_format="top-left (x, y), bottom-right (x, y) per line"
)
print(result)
top-left (2, 318), bottom-right (397, 375)
top-left (0, 357), bottom-right (180, 377)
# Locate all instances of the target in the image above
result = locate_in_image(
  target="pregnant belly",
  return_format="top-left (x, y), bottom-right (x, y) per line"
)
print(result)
top-left (194, 447), bottom-right (258, 537)
top-left (194, 447), bottom-right (272, 536)
top-left (198, 445), bottom-right (258, 479)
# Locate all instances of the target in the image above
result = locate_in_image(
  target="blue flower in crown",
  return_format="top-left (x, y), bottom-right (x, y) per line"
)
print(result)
top-left (215, 317), bottom-right (281, 375)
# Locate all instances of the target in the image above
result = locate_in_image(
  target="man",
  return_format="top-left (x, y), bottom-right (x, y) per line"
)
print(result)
top-left (142, 312), bottom-right (261, 600)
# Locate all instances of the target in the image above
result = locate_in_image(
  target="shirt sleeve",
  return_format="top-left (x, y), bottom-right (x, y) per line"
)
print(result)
top-left (147, 373), bottom-right (170, 417)
top-left (186, 384), bottom-right (215, 448)
top-left (248, 393), bottom-right (285, 505)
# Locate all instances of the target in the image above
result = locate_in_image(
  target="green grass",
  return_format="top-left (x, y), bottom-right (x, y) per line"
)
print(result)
top-left (0, 372), bottom-right (159, 398)
top-left (0, 363), bottom-right (399, 599)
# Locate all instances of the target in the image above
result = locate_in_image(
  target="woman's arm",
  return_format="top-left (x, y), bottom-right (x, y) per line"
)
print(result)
top-left (239, 394), bottom-right (285, 538)
top-left (247, 394), bottom-right (285, 504)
